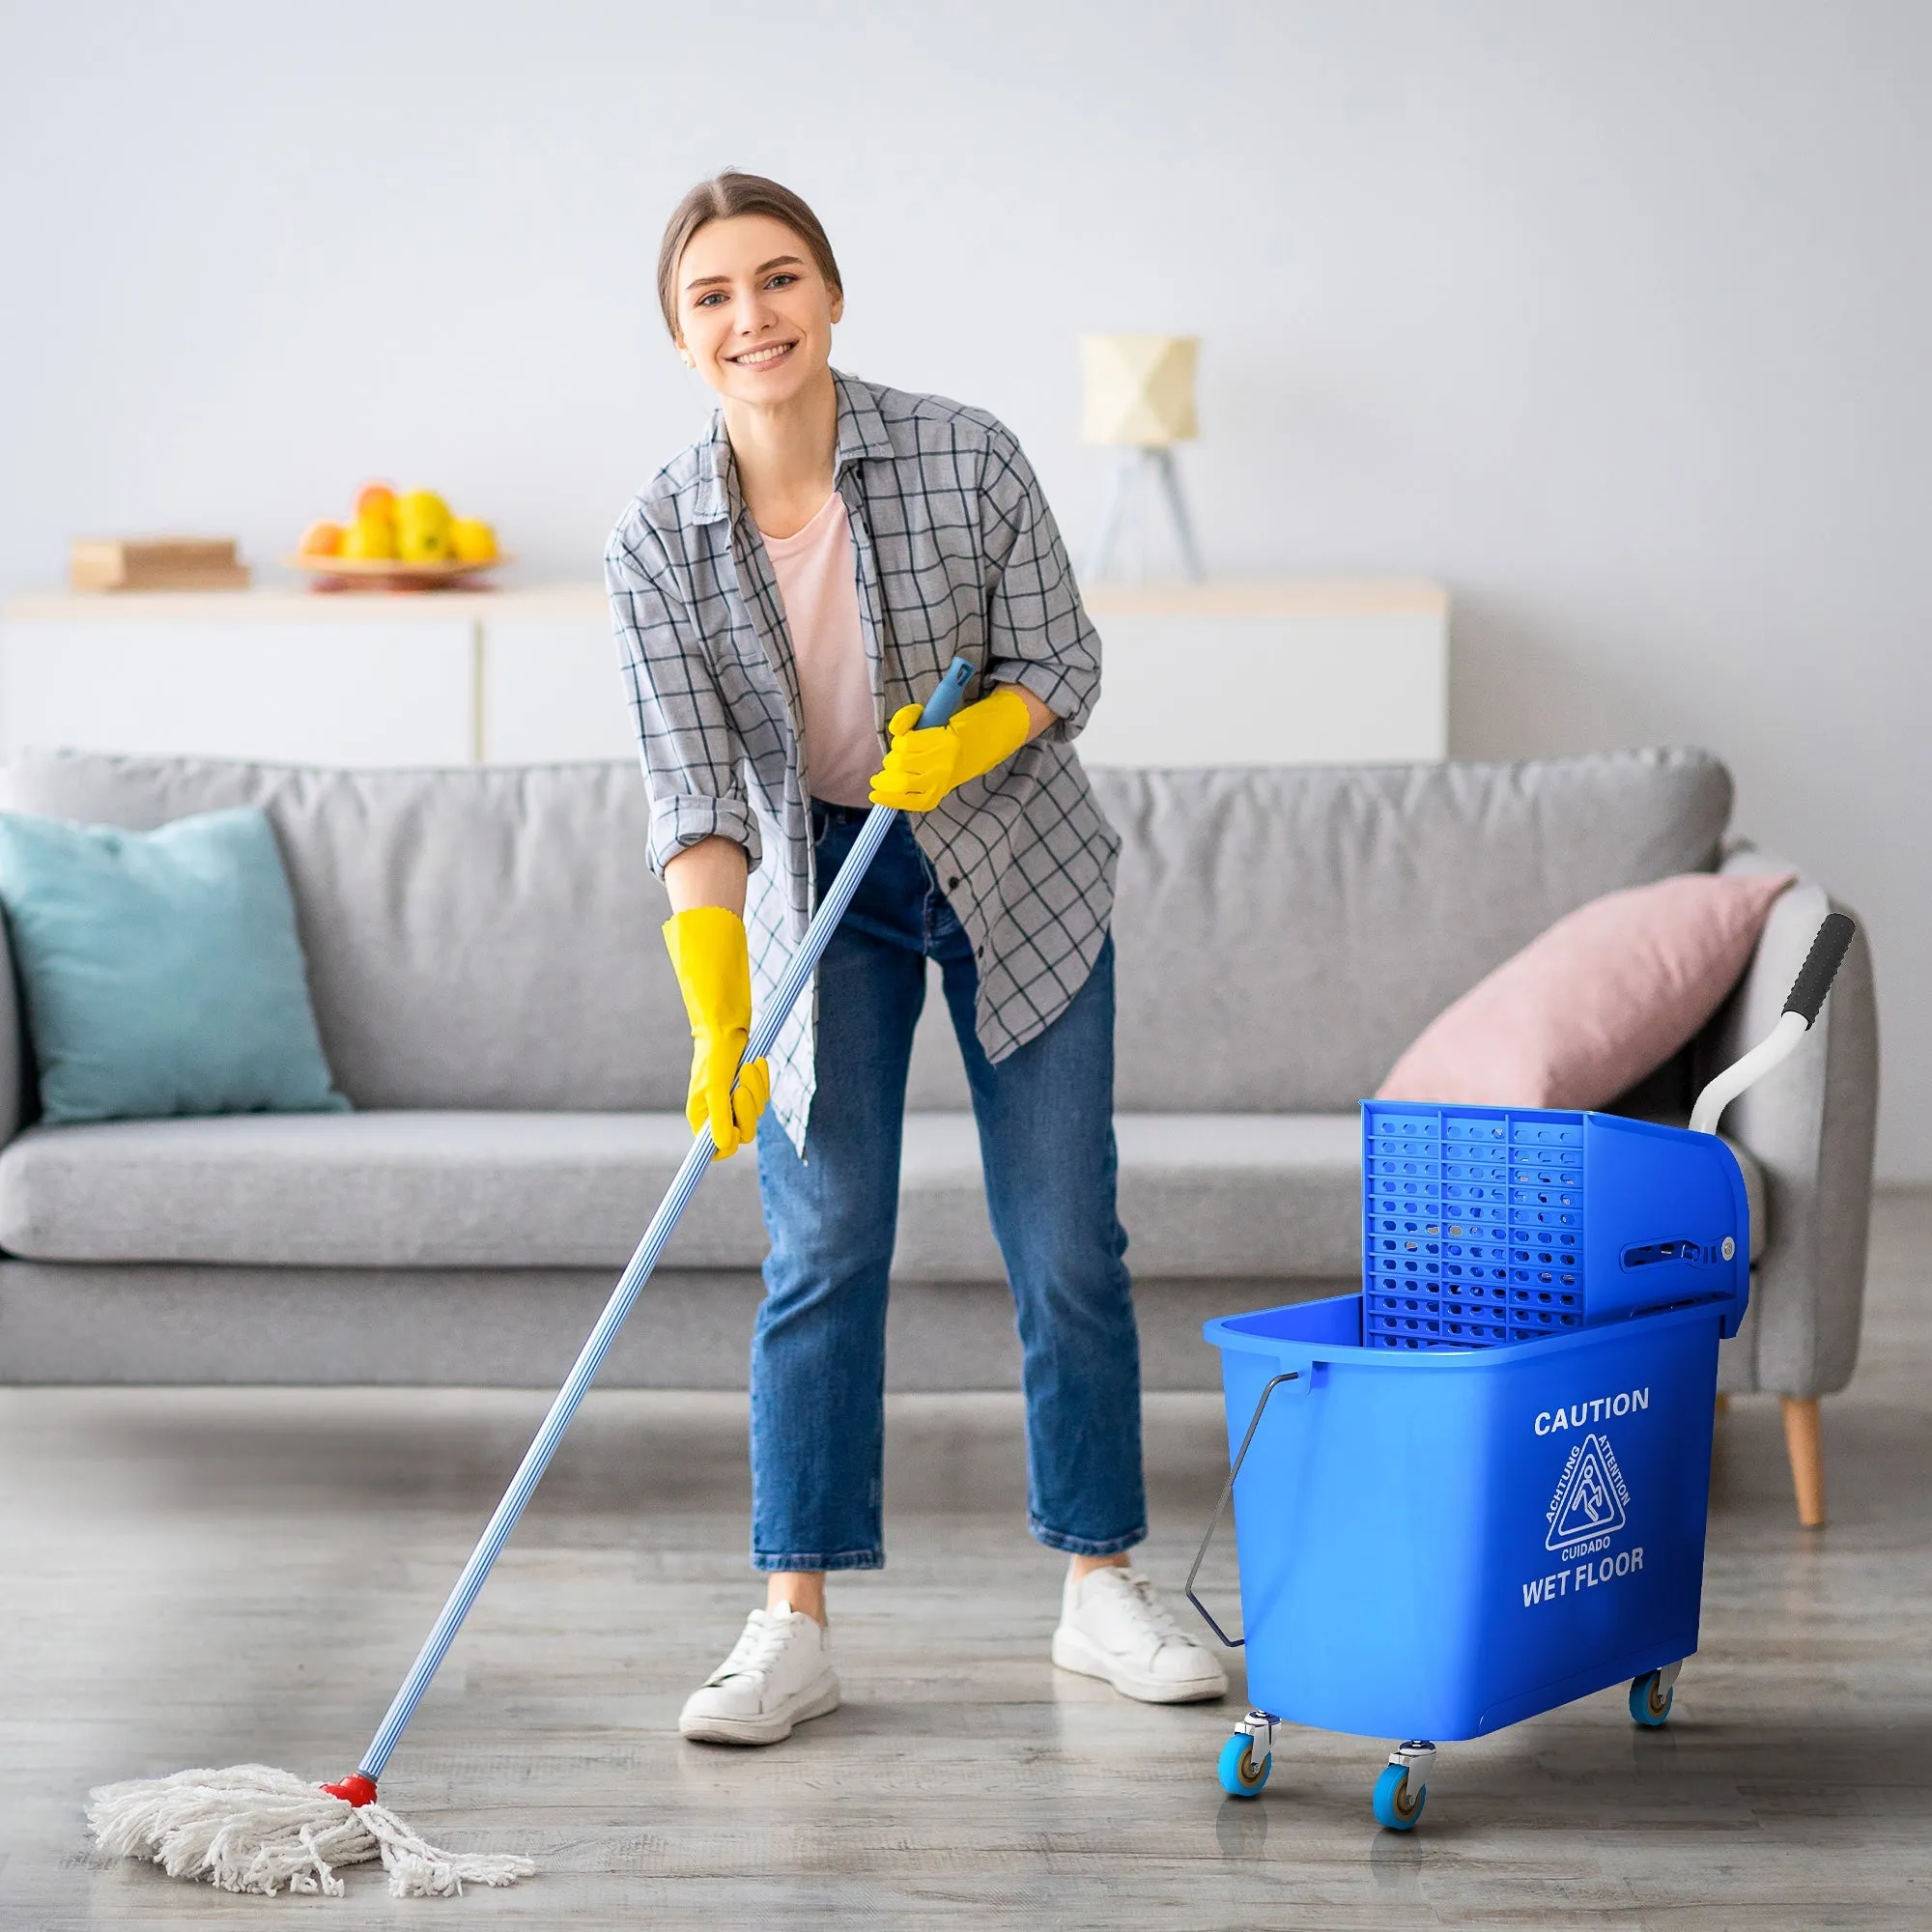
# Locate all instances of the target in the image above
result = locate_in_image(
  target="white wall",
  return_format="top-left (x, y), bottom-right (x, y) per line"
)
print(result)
top-left (2, 2), bottom-right (1927, 1176)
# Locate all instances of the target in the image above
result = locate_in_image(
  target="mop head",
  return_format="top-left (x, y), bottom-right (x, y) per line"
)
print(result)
top-left (87, 1764), bottom-right (535, 1898)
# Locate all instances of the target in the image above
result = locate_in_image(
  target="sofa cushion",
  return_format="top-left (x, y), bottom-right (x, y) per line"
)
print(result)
top-left (0, 1113), bottom-right (756, 1270)
top-left (0, 753), bottom-right (688, 1114)
top-left (895, 1114), bottom-right (1365, 1279)
top-left (0, 1107), bottom-right (1761, 1278)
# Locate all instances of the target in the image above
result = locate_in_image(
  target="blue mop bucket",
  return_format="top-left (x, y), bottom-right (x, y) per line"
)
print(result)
top-left (1194, 1103), bottom-right (1750, 1745)
top-left (1187, 914), bottom-right (1855, 1827)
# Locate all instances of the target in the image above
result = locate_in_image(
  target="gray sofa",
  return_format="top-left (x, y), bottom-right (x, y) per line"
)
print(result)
top-left (0, 746), bottom-right (1877, 1523)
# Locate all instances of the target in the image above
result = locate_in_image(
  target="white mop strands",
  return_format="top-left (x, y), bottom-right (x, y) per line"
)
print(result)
top-left (87, 1764), bottom-right (534, 1898)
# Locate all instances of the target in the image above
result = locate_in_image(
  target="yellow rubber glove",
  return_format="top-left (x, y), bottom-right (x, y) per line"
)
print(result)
top-left (869, 686), bottom-right (1034, 812)
top-left (662, 906), bottom-right (770, 1158)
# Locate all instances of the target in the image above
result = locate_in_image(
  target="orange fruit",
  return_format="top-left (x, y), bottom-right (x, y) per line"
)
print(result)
top-left (354, 483), bottom-right (397, 522)
top-left (298, 519), bottom-right (344, 556)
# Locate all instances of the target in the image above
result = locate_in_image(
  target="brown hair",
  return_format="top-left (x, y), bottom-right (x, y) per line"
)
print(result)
top-left (656, 171), bottom-right (842, 339)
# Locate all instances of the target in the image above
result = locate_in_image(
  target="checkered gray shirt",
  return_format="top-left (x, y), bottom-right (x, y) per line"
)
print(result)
top-left (606, 371), bottom-right (1119, 1150)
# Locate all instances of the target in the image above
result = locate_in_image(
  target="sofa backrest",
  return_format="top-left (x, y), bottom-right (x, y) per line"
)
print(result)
top-left (2, 745), bottom-right (1730, 1115)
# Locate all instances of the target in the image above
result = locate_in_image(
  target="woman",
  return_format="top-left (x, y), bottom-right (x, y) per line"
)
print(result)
top-left (607, 171), bottom-right (1224, 1746)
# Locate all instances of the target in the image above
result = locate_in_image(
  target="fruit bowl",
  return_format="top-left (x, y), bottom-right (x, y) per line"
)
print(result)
top-left (284, 554), bottom-right (513, 592)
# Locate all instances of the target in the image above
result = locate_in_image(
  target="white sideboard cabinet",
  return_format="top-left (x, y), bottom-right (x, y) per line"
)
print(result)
top-left (1076, 580), bottom-right (1447, 766)
top-left (1, 578), bottom-right (1447, 769)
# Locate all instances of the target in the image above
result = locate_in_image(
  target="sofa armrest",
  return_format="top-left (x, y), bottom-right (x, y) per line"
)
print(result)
top-left (1702, 848), bottom-right (1879, 1397)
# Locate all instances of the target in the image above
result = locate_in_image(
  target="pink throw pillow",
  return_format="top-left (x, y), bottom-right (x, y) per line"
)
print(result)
top-left (1377, 870), bottom-right (1796, 1110)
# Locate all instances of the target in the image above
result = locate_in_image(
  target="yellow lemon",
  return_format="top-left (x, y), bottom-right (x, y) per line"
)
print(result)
top-left (448, 517), bottom-right (497, 564)
top-left (395, 490), bottom-right (453, 562)
top-left (340, 513), bottom-right (397, 560)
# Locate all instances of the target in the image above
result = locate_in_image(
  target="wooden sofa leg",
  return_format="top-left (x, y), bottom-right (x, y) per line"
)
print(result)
top-left (1781, 1396), bottom-right (1827, 1528)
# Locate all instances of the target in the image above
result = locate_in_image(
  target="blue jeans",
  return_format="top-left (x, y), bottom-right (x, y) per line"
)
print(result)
top-left (750, 803), bottom-right (1145, 1571)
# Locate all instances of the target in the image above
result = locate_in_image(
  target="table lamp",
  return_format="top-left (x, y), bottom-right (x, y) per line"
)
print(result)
top-left (1079, 333), bottom-right (1204, 582)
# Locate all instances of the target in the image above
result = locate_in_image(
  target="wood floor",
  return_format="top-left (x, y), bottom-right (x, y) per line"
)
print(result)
top-left (5, 1195), bottom-right (1931, 1928)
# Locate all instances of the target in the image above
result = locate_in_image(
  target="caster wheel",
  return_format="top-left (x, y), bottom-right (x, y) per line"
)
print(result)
top-left (1373, 1762), bottom-right (1426, 1830)
top-left (1217, 1731), bottom-right (1271, 1798)
top-left (1630, 1669), bottom-right (1674, 1727)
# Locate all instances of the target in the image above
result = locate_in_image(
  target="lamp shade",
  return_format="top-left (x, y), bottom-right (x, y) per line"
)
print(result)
top-left (1079, 334), bottom-right (1199, 446)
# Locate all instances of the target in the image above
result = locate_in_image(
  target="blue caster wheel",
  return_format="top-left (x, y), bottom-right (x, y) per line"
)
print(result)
top-left (1217, 1731), bottom-right (1271, 1798)
top-left (1630, 1669), bottom-right (1675, 1727)
top-left (1373, 1761), bottom-right (1426, 1830)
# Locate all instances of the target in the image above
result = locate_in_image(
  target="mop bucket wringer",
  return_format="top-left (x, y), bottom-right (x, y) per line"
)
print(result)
top-left (1187, 913), bottom-right (1857, 1829)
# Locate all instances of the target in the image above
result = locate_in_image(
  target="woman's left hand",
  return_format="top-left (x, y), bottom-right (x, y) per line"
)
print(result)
top-left (868, 686), bottom-right (1037, 812)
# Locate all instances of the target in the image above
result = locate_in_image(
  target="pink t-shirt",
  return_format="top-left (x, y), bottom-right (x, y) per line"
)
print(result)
top-left (760, 493), bottom-right (878, 809)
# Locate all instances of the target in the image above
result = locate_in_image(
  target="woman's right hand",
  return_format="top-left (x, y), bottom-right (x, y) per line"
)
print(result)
top-left (662, 905), bottom-right (769, 1158)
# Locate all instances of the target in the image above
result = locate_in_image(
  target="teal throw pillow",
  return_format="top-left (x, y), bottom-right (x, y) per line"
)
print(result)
top-left (0, 806), bottom-right (350, 1124)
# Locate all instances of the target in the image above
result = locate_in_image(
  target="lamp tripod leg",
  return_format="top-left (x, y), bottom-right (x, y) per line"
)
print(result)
top-left (1151, 447), bottom-right (1205, 581)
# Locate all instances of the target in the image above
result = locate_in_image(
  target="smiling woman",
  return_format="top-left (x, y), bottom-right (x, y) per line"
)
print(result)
top-left (605, 167), bottom-right (1227, 1752)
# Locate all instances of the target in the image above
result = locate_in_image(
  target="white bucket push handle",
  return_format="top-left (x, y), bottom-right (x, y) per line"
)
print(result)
top-left (1690, 911), bottom-right (1857, 1137)
top-left (1186, 911), bottom-right (1857, 1651)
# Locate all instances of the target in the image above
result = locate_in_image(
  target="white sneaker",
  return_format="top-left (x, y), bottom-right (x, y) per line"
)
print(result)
top-left (1051, 1565), bottom-right (1229, 1704)
top-left (678, 1601), bottom-right (841, 1746)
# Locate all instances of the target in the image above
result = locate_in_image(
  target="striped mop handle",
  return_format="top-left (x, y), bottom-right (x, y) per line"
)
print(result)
top-left (341, 657), bottom-right (977, 1792)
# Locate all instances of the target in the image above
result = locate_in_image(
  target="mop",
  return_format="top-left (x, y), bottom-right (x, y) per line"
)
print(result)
top-left (88, 659), bottom-right (977, 1898)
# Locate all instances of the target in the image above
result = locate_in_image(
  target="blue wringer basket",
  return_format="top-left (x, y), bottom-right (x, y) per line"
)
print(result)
top-left (1187, 915), bottom-right (1857, 1829)
top-left (1363, 1104), bottom-right (1748, 1350)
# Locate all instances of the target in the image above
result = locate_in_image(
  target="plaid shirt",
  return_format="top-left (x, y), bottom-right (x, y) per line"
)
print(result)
top-left (606, 371), bottom-right (1119, 1150)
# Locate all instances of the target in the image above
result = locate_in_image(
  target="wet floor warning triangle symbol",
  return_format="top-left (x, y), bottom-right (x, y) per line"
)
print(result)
top-left (1546, 1433), bottom-right (1629, 1550)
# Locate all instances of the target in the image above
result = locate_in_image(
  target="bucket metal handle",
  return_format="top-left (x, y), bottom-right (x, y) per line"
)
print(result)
top-left (1184, 1370), bottom-right (1298, 1648)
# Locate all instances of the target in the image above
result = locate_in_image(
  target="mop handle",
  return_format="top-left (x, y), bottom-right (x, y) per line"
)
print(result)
top-left (351, 657), bottom-right (977, 1784)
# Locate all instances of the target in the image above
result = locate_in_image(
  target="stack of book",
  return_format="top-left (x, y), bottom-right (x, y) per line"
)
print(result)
top-left (70, 537), bottom-right (251, 593)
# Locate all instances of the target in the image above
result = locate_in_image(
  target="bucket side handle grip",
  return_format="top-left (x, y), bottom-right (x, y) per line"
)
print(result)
top-left (1184, 1371), bottom-right (1298, 1649)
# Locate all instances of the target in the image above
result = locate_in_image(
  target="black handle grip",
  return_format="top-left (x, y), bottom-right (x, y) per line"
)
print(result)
top-left (1783, 913), bottom-right (1857, 1028)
